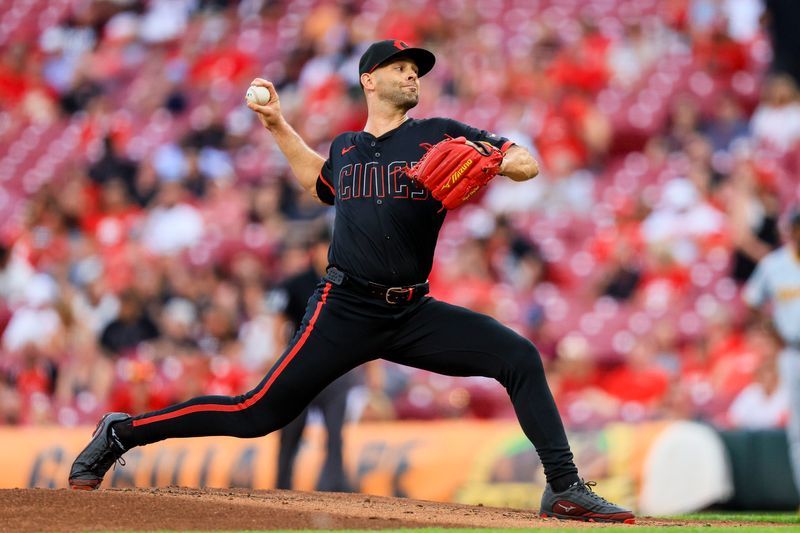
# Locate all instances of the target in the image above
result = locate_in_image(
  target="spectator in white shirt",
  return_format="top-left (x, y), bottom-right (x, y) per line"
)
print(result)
top-left (642, 178), bottom-right (726, 264)
top-left (2, 273), bottom-right (63, 354)
top-left (750, 74), bottom-right (800, 152)
top-left (728, 352), bottom-right (788, 429)
top-left (140, 181), bottom-right (204, 256)
top-left (0, 241), bottom-right (34, 308)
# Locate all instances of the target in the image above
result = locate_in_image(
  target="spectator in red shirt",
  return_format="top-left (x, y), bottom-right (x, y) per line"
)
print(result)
top-left (551, 334), bottom-right (619, 429)
top-left (0, 45), bottom-right (30, 106)
top-left (81, 178), bottom-right (142, 249)
top-left (108, 357), bottom-right (172, 415)
top-left (693, 23), bottom-right (748, 79)
top-left (547, 29), bottom-right (609, 94)
top-left (602, 339), bottom-right (670, 421)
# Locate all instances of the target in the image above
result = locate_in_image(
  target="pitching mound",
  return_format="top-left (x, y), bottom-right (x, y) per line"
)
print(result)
top-left (0, 487), bottom-right (786, 531)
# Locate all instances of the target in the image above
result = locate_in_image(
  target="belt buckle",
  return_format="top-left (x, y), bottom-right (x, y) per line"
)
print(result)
top-left (385, 287), bottom-right (410, 305)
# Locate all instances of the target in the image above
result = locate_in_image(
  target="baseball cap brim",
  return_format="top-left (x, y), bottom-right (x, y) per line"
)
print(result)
top-left (359, 41), bottom-right (436, 78)
top-left (372, 48), bottom-right (436, 77)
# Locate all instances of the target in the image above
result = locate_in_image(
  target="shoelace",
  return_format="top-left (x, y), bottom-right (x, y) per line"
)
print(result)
top-left (110, 430), bottom-right (127, 469)
top-left (576, 480), bottom-right (613, 505)
top-left (89, 431), bottom-right (127, 470)
top-left (89, 445), bottom-right (126, 470)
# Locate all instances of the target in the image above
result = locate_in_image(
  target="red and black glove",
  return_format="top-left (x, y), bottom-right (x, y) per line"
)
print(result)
top-left (404, 136), bottom-right (505, 210)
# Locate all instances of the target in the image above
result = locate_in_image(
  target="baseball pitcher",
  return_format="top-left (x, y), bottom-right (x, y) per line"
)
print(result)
top-left (68, 40), bottom-right (634, 523)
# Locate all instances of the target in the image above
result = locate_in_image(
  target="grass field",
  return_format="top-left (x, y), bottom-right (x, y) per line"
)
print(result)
top-left (678, 512), bottom-right (800, 523)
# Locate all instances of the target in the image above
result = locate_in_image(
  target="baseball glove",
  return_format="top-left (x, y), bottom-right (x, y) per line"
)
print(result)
top-left (404, 136), bottom-right (505, 210)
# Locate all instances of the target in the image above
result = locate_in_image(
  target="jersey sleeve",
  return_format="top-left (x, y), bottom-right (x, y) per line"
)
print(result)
top-left (316, 158), bottom-right (335, 205)
top-left (743, 258), bottom-right (770, 308)
top-left (444, 118), bottom-right (515, 152)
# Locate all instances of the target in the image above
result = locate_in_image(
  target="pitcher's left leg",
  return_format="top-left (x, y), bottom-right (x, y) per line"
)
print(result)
top-left (386, 298), bottom-right (634, 523)
top-left (387, 298), bottom-right (576, 485)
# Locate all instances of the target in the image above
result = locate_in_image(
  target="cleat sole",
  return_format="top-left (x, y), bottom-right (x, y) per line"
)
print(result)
top-left (69, 479), bottom-right (101, 490)
top-left (540, 511), bottom-right (635, 524)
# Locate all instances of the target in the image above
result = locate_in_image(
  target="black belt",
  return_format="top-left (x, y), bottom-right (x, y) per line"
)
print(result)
top-left (324, 266), bottom-right (429, 305)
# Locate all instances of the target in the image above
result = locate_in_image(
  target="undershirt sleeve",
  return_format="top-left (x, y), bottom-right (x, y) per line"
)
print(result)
top-left (315, 158), bottom-right (335, 205)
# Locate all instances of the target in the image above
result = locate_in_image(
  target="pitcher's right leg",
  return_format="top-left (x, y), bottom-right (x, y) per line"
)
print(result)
top-left (124, 283), bottom-right (344, 445)
top-left (69, 283), bottom-right (366, 489)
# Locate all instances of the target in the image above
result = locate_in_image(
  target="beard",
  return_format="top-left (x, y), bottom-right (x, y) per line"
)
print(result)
top-left (379, 85), bottom-right (419, 111)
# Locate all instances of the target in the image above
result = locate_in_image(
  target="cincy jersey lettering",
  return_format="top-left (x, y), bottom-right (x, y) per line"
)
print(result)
top-left (338, 161), bottom-right (429, 201)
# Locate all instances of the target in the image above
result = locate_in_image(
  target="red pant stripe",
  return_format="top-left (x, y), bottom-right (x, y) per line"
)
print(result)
top-left (132, 283), bottom-right (332, 427)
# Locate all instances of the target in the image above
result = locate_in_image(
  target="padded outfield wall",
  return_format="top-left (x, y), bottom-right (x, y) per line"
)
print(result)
top-left (0, 420), bottom-right (791, 514)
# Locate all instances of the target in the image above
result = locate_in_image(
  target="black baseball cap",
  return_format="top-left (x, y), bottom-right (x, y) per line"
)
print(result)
top-left (358, 39), bottom-right (436, 78)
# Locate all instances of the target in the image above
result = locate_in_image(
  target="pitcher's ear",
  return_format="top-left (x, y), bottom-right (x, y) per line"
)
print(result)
top-left (361, 73), bottom-right (374, 90)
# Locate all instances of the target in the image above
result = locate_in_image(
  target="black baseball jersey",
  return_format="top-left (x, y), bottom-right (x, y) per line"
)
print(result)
top-left (316, 117), bottom-right (512, 286)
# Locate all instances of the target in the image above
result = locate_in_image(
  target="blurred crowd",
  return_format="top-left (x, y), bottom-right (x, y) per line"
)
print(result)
top-left (0, 0), bottom-right (799, 432)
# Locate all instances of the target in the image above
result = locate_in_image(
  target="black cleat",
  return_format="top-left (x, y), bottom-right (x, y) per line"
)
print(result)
top-left (68, 412), bottom-right (131, 490)
top-left (540, 480), bottom-right (635, 524)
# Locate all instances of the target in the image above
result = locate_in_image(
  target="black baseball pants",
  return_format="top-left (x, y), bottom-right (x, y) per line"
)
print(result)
top-left (127, 281), bottom-right (579, 486)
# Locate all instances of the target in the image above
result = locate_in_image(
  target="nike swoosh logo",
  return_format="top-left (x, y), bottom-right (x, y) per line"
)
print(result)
top-left (341, 145), bottom-right (356, 155)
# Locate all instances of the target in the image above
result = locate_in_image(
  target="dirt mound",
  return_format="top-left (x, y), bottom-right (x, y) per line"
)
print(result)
top-left (0, 487), bottom-right (786, 531)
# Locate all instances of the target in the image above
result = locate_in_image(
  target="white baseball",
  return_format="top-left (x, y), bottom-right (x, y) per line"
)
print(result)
top-left (246, 85), bottom-right (270, 105)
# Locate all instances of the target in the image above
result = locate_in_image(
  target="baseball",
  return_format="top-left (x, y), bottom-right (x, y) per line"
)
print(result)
top-left (246, 85), bottom-right (270, 105)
